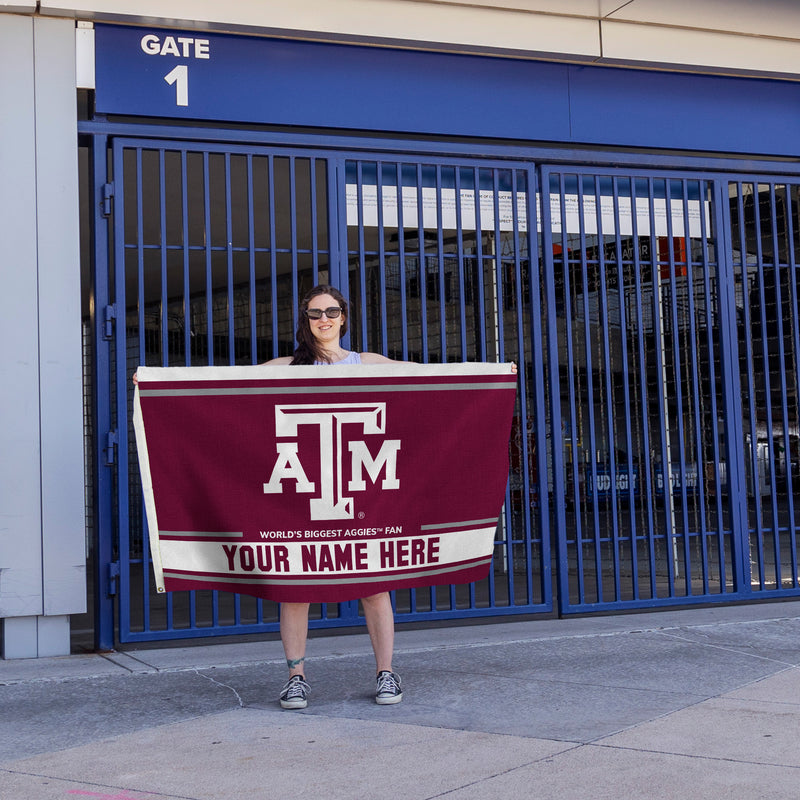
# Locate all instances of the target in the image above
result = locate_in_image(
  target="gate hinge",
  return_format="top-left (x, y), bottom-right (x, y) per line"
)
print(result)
top-left (107, 561), bottom-right (120, 597)
top-left (103, 304), bottom-right (116, 340)
top-left (105, 429), bottom-right (118, 466)
top-left (101, 182), bottom-right (114, 217)
top-left (103, 305), bottom-right (117, 339)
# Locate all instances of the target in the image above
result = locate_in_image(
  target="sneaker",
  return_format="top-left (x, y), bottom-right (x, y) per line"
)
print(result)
top-left (279, 675), bottom-right (310, 709)
top-left (375, 670), bottom-right (403, 705)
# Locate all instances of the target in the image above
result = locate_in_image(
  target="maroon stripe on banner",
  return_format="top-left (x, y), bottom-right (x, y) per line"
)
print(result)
top-left (162, 558), bottom-right (493, 603)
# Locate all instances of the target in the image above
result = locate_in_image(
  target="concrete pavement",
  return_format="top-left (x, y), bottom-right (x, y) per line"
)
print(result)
top-left (3, 601), bottom-right (800, 799)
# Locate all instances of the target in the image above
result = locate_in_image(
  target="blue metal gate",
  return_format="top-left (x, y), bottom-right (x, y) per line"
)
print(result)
top-left (92, 131), bottom-right (800, 643)
top-left (729, 177), bottom-right (800, 597)
top-left (101, 137), bottom-right (550, 643)
top-left (542, 167), bottom-right (800, 613)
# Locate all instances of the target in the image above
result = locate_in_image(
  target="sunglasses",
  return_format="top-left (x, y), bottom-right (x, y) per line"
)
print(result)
top-left (305, 306), bottom-right (343, 320)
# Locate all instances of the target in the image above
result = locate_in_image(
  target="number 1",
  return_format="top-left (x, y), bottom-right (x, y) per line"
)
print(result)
top-left (164, 65), bottom-right (188, 107)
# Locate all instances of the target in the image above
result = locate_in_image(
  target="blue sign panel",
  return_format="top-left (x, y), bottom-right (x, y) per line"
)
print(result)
top-left (94, 23), bottom-right (800, 158)
top-left (93, 23), bottom-right (571, 139)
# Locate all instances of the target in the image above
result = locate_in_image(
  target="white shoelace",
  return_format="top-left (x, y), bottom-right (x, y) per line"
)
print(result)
top-left (282, 677), bottom-right (310, 698)
top-left (376, 672), bottom-right (401, 695)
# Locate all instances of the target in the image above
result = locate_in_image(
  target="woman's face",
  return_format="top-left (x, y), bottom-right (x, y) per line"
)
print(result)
top-left (306, 292), bottom-right (345, 346)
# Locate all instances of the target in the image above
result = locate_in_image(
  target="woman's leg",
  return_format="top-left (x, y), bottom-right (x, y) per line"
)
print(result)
top-left (361, 592), bottom-right (395, 673)
top-left (280, 602), bottom-right (310, 676)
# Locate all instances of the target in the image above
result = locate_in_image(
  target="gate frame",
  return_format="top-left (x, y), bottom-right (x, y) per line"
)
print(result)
top-left (539, 165), bottom-right (754, 614)
top-left (86, 125), bottom-right (554, 648)
top-left (80, 118), bottom-right (800, 648)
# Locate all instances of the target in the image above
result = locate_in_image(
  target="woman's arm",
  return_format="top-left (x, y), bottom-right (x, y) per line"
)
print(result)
top-left (358, 352), bottom-right (395, 364)
top-left (263, 356), bottom-right (293, 365)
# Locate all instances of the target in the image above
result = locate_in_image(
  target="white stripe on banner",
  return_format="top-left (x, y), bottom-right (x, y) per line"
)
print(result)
top-left (158, 527), bottom-right (496, 579)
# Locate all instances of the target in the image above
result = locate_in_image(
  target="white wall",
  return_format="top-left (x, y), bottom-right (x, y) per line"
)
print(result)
top-left (34, 0), bottom-right (800, 80)
top-left (0, 15), bottom-right (85, 658)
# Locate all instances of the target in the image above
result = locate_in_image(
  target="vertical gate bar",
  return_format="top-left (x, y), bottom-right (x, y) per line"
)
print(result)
top-left (698, 180), bottom-right (728, 589)
top-left (223, 152), bottom-right (234, 365)
top-left (329, 156), bottom-right (345, 295)
top-left (730, 181), bottom-right (761, 589)
top-left (115, 144), bottom-right (135, 638)
top-left (576, 175), bottom-right (603, 602)
top-left (309, 156), bottom-right (320, 286)
top-left (611, 177), bottom-right (639, 599)
top-left (594, 175), bottom-right (622, 601)
top-left (93, 135), bottom-right (116, 649)
top-left (180, 151), bottom-right (191, 367)
top-left (492, 170), bottom-right (507, 361)
top-left (510, 167), bottom-right (536, 606)
top-left (681, 179), bottom-right (711, 594)
top-left (664, 181), bottom-right (692, 591)
top-left (268, 155), bottom-right (279, 356)
top-left (158, 147), bottom-right (175, 630)
top-left (629, 177), bottom-right (658, 599)
top-left (492, 168), bottom-right (514, 607)
top-left (528, 165), bottom-right (552, 608)
top-left (648, 178), bottom-right (677, 596)
top-left (473, 168), bottom-right (488, 362)
top-left (662, 182), bottom-right (689, 590)
top-left (716, 178), bottom-right (748, 594)
top-left (376, 160), bottom-right (389, 354)
top-left (416, 163), bottom-right (430, 361)
top-left (542, 169), bottom-right (575, 611)
top-left (751, 182), bottom-right (780, 585)
top-left (332, 157), bottom-right (348, 348)
top-left (396, 164), bottom-right (409, 361)
top-left (435, 165), bottom-right (446, 362)
top-left (782, 184), bottom-right (800, 586)
top-left (289, 156), bottom-right (299, 332)
top-left (559, 171), bottom-right (586, 605)
top-left (246, 155), bottom-right (257, 363)
top-left (451, 165), bottom-right (474, 607)
top-left (453, 166), bottom-right (468, 361)
top-left (202, 152), bottom-right (214, 365)
top-left (355, 161), bottom-right (368, 348)
top-left (158, 150), bottom-right (169, 365)
top-left (471, 166), bottom-right (497, 606)
top-left (768, 183), bottom-right (792, 587)
top-left (134, 148), bottom-right (154, 631)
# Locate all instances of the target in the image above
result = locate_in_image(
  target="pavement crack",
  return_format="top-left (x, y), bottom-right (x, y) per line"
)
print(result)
top-left (194, 669), bottom-right (245, 707)
top-left (421, 743), bottom-right (585, 798)
top-left (654, 629), bottom-right (799, 668)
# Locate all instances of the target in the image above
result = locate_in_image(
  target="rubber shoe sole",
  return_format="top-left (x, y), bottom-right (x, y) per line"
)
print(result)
top-left (376, 691), bottom-right (403, 705)
top-left (280, 696), bottom-right (308, 709)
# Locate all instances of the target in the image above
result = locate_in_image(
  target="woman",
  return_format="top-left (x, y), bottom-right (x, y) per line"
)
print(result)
top-left (266, 285), bottom-right (402, 710)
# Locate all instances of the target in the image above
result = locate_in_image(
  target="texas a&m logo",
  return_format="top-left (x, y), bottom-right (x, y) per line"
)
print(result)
top-left (263, 403), bottom-right (400, 520)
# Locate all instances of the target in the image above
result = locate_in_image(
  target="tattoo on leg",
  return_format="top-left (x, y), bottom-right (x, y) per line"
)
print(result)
top-left (287, 657), bottom-right (306, 670)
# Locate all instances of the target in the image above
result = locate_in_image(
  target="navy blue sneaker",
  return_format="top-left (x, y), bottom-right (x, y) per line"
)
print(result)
top-left (280, 675), bottom-right (310, 709)
top-left (375, 670), bottom-right (403, 705)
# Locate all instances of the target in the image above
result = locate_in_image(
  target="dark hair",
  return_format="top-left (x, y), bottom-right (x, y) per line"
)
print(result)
top-left (290, 284), bottom-right (349, 365)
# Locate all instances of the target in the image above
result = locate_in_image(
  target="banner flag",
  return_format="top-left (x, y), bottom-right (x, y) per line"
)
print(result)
top-left (133, 362), bottom-right (517, 602)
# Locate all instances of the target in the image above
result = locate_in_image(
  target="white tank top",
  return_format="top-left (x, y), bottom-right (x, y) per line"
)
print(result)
top-left (314, 351), bottom-right (361, 365)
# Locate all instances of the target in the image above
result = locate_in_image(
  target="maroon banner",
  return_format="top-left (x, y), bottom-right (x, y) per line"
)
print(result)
top-left (133, 363), bottom-right (517, 602)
